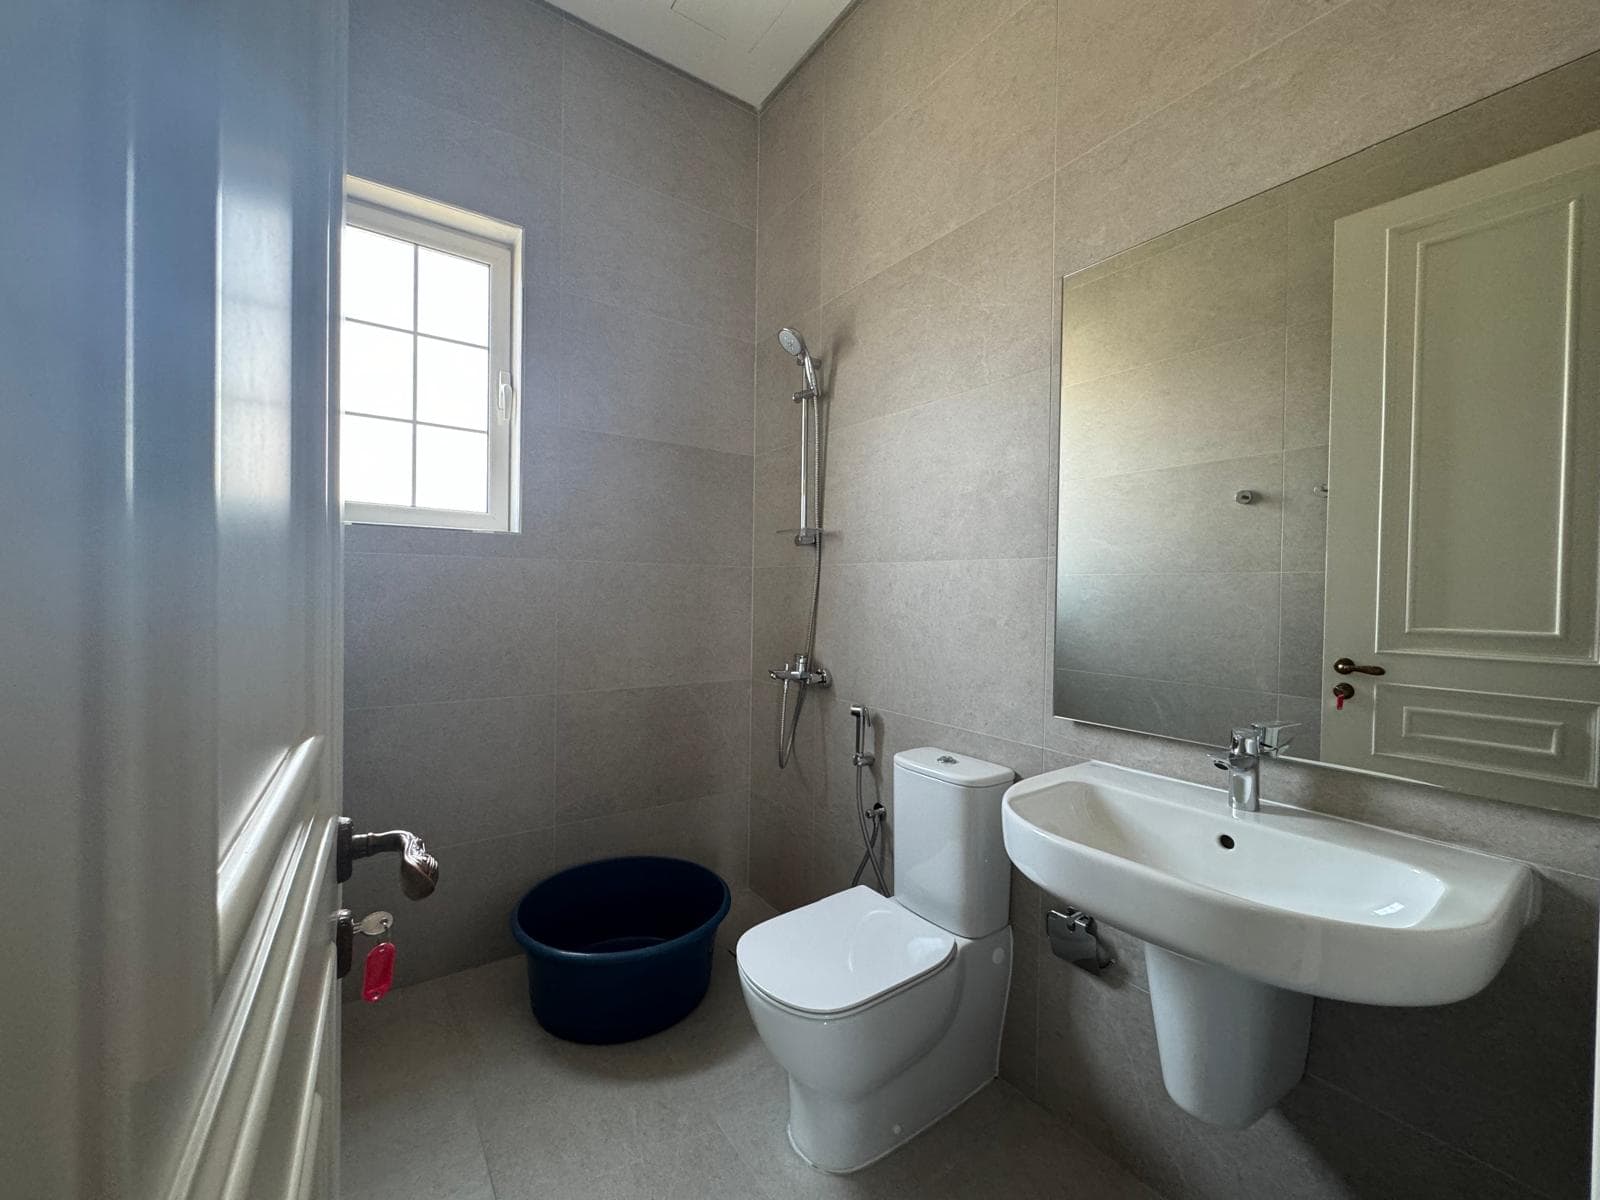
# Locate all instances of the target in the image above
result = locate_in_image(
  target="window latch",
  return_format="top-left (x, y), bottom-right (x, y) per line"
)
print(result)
top-left (496, 370), bottom-right (516, 421)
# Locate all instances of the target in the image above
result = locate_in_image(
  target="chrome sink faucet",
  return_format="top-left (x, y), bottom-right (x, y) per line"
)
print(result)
top-left (1206, 723), bottom-right (1296, 813)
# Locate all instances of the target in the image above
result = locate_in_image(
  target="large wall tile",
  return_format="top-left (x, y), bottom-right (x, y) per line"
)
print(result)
top-left (1057, 571), bottom-right (1280, 691)
top-left (345, 553), bottom-right (559, 707)
top-left (553, 429), bottom-right (751, 565)
top-left (554, 294), bottom-right (753, 455)
top-left (820, 0), bottom-right (1035, 160)
top-left (750, 677), bottom-right (829, 811)
top-left (550, 791), bottom-right (749, 885)
top-left (558, 561), bottom-right (751, 692)
top-left (346, 82), bottom-right (560, 284)
top-left (553, 682), bottom-right (751, 822)
top-left (1054, 668), bottom-right (1275, 745)
top-left (343, 521), bottom-right (534, 560)
top-left (1060, 207), bottom-right (1285, 385)
top-left (1284, 318), bottom-right (1332, 450)
top-left (752, 564), bottom-right (824, 703)
top-left (560, 157), bottom-right (755, 341)
top-left (1001, 871), bottom-right (1044, 1096)
top-left (561, 22), bottom-right (756, 228)
top-left (345, 694), bottom-right (555, 848)
top-left (820, 1), bottom-right (1055, 299)
top-left (1056, 0), bottom-right (1262, 165)
top-left (1060, 330), bottom-right (1285, 479)
top-left (757, 52), bottom-right (824, 229)
top-left (1053, 0), bottom-right (1600, 269)
top-left (1058, 453), bottom-right (1284, 575)
top-left (348, 0), bottom-right (562, 149)
top-left (820, 558), bottom-right (1049, 739)
top-left (819, 177), bottom-right (1055, 429)
top-left (756, 188), bottom-right (821, 337)
top-left (1281, 444), bottom-right (1329, 572)
top-left (1277, 571), bottom-right (1324, 699)
top-left (749, 783), bottom-right (817, 914)
top-left (1251, 0), bottom-right (1347, 48)
top-left (752, 450), bottom-right (816, 570)
top-left (824, 370), bottom-right (1053, 564)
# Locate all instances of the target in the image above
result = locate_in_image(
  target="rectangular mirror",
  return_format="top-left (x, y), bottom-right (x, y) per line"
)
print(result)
top-left (1053, 54), bottom-right (1600, 816)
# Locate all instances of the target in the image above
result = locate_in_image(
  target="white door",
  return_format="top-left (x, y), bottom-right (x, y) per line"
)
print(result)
top-left (1323, 130), bottom-right (1600, 815)
top-left (2, 1), bottom-right (348, 1197)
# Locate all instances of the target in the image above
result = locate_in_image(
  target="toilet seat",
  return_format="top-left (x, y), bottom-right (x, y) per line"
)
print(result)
top-left (737, 886), bottom-right (956, 1016)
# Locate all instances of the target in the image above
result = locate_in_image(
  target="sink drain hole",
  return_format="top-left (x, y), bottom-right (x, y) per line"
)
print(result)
top-left (1217, 834), bottom-right (1235, 850)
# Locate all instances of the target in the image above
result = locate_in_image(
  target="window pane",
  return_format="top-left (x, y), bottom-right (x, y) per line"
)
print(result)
top-left (342, 321), bottom-right (414, 419)
top-left (416, 336), bottom-right (489, 431)
top-left (343, 226), bottom-right (414, 329)
top-left (415, 425), bottom-right (488, 513)
top-left (416, 246), bottom-right (490, 345)
top-left (343, 415), bottom-right (413, 506)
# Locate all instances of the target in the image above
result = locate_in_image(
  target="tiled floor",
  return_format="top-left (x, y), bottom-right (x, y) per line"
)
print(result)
top-left (341, 891), bottom-right (1159, 1200)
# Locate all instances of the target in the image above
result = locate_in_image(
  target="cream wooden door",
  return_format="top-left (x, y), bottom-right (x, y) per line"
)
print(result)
top-left (1323, 130), bottom-right (1600, 815)
top-left (1, 1), bottom-right (348, 1197)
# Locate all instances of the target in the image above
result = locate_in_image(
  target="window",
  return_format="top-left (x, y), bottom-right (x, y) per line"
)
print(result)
top-left (340, 178), bottom-right (521, 531)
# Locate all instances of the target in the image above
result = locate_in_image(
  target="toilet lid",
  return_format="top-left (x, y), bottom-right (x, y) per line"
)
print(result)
top-left (736, 886), bottom-right (957, 1016)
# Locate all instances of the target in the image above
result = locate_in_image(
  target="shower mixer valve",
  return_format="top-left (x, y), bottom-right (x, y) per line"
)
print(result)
top-left (768, 652), bottom-right (830, 688)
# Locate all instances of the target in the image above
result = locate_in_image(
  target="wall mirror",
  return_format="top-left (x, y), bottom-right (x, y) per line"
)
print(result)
top-left (1053, 54), bottom-right (1600, 816)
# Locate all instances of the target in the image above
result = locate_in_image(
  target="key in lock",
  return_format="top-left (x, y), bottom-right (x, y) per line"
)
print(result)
top-left (356, 910), bottom-right (393, 937)
top-left (358, 910), bottom-right (397, 1003)
top-left (335, 908), bottom-right (400, 999)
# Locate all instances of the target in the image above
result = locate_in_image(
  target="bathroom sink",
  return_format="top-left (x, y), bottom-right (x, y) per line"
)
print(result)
top-left (1003, 761), bottom-right (1539, 1007)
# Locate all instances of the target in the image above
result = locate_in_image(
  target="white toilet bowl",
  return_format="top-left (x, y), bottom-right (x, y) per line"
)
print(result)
top-left (737, 885), bottom-right (1012, 1172)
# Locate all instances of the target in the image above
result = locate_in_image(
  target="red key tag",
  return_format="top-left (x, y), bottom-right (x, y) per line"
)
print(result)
top-left (363, 940), bottom-right (396, 1002)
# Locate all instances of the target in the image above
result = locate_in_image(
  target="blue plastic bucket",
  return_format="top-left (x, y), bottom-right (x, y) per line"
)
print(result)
top-left (511, 856), bottom-right (731, 1044)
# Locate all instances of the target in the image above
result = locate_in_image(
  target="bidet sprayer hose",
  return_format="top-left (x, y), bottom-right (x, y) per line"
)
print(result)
top-left (851, 761), bottom-right (889, 894)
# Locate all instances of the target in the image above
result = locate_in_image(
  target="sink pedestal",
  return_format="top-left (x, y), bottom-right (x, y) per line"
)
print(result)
top-left (1144, 944), bottom-right (1312, 1128)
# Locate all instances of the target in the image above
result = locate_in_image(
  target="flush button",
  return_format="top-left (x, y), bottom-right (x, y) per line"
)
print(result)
top-left (937, 755), bottom-right (958, 764)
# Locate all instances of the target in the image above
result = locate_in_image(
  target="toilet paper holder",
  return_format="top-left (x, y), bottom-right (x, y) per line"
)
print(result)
top-left (1047, 908), bottom-right (1114, 975)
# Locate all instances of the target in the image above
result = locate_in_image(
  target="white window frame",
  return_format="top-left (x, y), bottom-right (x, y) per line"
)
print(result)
top-left (341, 176), bottom-right (522, 532)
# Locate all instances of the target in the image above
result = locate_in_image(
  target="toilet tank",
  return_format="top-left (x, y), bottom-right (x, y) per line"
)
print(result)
top-left (891, 747), bottom-right (1014, 938)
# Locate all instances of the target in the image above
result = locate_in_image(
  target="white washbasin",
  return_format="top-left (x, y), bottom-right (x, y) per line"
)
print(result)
top-left (1003, 761), bottom-right (1540, 1007)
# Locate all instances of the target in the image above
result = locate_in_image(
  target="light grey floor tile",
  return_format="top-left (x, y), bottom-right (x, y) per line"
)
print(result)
top-left (341, 978), bottom-right (492, 1200)
top-left (341, 945), bottom-right (1152, 1200)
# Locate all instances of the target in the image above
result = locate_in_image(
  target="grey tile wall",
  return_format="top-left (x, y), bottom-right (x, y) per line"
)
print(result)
top-left (343, 0), bottom-right (755, 988)
top-left (751, 5), bottom-right (1600, 1199)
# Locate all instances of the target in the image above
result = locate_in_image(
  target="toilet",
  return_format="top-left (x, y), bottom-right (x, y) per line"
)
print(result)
top-left (736, 747), bottom-right (1014, 1173)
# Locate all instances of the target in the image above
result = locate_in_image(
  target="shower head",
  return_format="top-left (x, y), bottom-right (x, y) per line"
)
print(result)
top-left (777, 326), bottom-right (819, 396)
top-left (777, 326), bottom-right (807, 359)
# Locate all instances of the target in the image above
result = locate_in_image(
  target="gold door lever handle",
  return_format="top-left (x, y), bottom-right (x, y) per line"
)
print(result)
top-left (1332, 657), bottom-right (1386, 676)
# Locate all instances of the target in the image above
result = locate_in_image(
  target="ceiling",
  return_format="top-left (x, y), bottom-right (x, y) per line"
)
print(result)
top-left (545, 0), bottom-right (853, 107)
